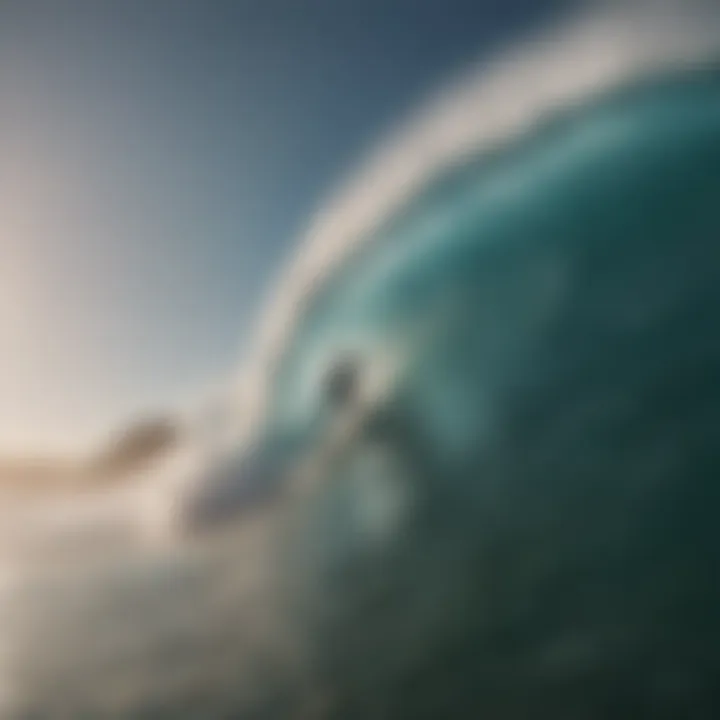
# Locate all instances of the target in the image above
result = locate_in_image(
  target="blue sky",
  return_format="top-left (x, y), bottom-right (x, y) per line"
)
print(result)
top-left (0, 0), bottom-right (563, 453)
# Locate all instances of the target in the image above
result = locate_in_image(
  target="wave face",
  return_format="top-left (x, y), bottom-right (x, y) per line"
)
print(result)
top-left (2, 2), bottom-right (720, 718)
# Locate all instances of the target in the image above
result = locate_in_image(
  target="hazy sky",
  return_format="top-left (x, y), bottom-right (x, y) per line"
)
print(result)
top-left (0, 0), bottom-right (563, 453)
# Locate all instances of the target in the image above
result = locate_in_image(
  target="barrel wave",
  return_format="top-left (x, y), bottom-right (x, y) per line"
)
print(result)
top-left (1, 3), bottom-right (720, 718)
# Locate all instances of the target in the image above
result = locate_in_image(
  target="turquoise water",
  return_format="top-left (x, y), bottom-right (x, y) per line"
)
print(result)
top-left (263, 66), bottom-right (720, 718)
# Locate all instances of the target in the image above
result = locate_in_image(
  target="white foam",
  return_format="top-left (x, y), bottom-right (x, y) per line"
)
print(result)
top-left (158, 0), bottom-right (720, 527)
top-left (232, 0), bottom-right (720, 437)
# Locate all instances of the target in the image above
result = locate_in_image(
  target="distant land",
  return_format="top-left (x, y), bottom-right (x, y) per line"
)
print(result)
top-left (0, 417), bottom-right (179, 495)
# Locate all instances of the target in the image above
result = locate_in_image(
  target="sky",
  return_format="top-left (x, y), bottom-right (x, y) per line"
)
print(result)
top-left (0, 0), bottom-right (565, 454)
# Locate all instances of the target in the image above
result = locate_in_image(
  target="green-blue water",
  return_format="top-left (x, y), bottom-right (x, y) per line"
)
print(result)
top-left (264, 66), bottom-right (720, 718)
